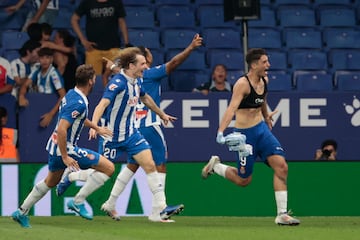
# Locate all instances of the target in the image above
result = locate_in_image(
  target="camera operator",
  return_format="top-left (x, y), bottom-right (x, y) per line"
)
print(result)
top-left (314, 139), bottom-right (338, 160)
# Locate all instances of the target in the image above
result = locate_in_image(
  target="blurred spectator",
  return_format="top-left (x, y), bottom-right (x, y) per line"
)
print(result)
top-left (5, 0), bottom-right (59, 31)
top-left (52, 29), bottom-right (78, 91)
top-left (10, 40), bottom-right (41, 99)
top-left (193, 64), bottom-right (232, 95)
top-left (0, 106), bottom-right (19, 162)
top-left (0, 57), bottom-right (15, 95)
top-left (71, 0), bottom-right (132, 75)
top-left (314, 139), bottom-right (338, 161)
top-left (18, 47), bottom-right (66, 128)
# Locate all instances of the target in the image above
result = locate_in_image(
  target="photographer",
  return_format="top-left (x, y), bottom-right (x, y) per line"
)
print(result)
top-left (315, 139), bottom-right (338, 160)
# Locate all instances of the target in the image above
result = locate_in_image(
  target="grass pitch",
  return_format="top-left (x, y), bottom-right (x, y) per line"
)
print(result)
top-left (1, 216), bottom-right (360, 240)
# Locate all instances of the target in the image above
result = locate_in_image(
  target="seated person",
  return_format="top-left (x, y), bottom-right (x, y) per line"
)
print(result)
top-left (10, 40), bottom-right (41, 99)
top-left (18, 47), bottom-right (66, 128)
top-left (314, 139), bottom-right (337, 160)
top-left (0, 57), bottom-right (15, 95)
top-left (193, 64), bottom-right (232, 95)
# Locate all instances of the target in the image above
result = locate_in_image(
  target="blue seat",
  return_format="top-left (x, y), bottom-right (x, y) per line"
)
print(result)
top-left (227, 70), bottom-right (244, 85)
top-left (150, 49), bottom-right (165, 67)
top-left (194, 0), bottom-right (222, 6)
top-left (283, 28), bottom-right (322, 49)
top-left (289, 50), bottom-right (328, 70)
top-left (335, 71), bottom-right (360, 91)
top-left (248, 27), bottom-right (282, 49)
top-left (318, 6), bottom-right (356, 27)
top-left (161, 29), bottom-right (198, 49)
top-left (52, 9), bottom-right (72, 29)
top-left (156, 6), bottom-right (195, 29)
top-left (170, 70), bottom-right (204, 92)
top-left (267, 50), bottom-right (288, 71)
top-left (248, 7), bottom-right (276, 28)
top-left (122, 0), bottom-right (152, 6)
top-left (202, 28), bottom-right (242, 49)
top-left (126, 6), bottom-right (155, 29)
top-left (1, 31), bottom-right (29, 51)
top-left (313, 0), bottom-right (353, 6)
top-left (0, 11), bottom-right (25, 30)
top-left (197, 5), bottom-right (237, 28)
top-left (166, 49), bottom-right (206, 70)
top-left (3, 50), bottom-right (20, 62)
top-left (267, 71), bottom-right (293, 91)
top-left (277, 6), bottom-right (316, 27)
top-left (128, 30), bottom-right (160, 49)
top-left (295, 71), bottom-right (333, 91)
top-left (328, 49), bottom-right (360, 71)
top-left (323, 27), bottom-right (360, 49)
top-left (273, 0), bottom-right (311, 6)
top-left (207, 49), bottom-right (244, 70)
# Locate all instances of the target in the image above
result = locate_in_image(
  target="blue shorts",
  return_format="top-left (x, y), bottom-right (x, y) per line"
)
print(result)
top-left (103, 131), bottom-right (151, 164)
top-left (135, 125), bottom-right (167, 166)
top-left (48, 146), bottom-right (100, 172)
top-left (233, 121), bottom-right (285, 178)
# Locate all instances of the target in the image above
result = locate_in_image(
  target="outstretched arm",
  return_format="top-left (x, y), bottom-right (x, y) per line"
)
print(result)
top-left (165, 34), bottom-right (203, 74)
top-left (140, 93), bottom-right (177, 125)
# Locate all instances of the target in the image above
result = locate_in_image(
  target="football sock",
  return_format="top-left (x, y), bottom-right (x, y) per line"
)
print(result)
top-left (107, 166), bottom-right (135, 207)
top-left (74, 171), bottom-right (109, 204)
top-left (214, 163), bottom-right (228, 178)
top-left (147, 171), bottom-right (166, 210)
top-left (20, 180), bottom-right (50, 214)
top-left (69, 169), bottom-right (94, 182)
top-left (275, 190), bottom-right (288, 215)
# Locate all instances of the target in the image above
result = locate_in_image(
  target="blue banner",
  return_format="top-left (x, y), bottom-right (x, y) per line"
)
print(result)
top-left (5, 91), bottom-right (359, 162)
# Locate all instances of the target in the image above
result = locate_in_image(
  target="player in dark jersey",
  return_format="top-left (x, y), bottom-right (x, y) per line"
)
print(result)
top-left (201, 48), bottom-right (300, 226)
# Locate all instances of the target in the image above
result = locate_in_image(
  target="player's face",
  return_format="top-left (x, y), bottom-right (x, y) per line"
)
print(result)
top-left (89, 75), bottom-right (96, 94)
top-left (255, 55), bottom-right (270, 78)
top-left (133, 55), bottom-right (147, 78)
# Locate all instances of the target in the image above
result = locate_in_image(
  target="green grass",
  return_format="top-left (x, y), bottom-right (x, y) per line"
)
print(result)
top-left (1, 216), bottom-right (360, 240)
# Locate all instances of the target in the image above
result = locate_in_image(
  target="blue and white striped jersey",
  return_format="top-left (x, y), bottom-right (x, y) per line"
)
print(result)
top-left (10, 58), bottom-right (39, 79)
top-left (29, 64), bottom-right (64, 94)
top-left (46, 87), bottom-right (88, 156)
top-left (32, 0), bottom-right (59, 10)
top-left (135, 64), bottom-right (167, 128)
top-left (102, 70), bottom-right (146, 142)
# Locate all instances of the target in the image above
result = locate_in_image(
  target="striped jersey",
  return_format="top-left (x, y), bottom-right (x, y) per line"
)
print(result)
top-left (32, 0), bottom-right (59, 10)
top-left (135, 64), bottom-right (167, 128)
top-left (46, 87), bottom-right (88, 156)
top-left (29, 64), bottom-right (64, 94)
top-left (102, 69), bottom-right (146, 142)
top-left (10, 58), bottom-right (39, 79)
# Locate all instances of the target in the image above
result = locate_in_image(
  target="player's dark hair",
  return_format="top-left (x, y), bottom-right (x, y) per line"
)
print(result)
top-left (75, 64), bottom-right (95, 86)
top-left (246, 48), bottom-right (267, 66)
top-left (18, 40), bottom-right (41, 57)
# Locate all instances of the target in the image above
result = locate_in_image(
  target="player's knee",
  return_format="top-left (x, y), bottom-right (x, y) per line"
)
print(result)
top-left (235, 177), bottom-right (251, 187)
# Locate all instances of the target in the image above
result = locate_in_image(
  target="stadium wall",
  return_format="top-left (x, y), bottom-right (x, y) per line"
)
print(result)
top-left (1, 162), bottom-right (360, 217)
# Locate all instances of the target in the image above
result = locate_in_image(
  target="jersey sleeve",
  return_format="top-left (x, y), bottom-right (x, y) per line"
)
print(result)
top-left (50, 68), bottom-right (65, 90)
top-left (102, 75), bottom-right (126, 101)
top-left (60, 96), bottom-right (86, 124)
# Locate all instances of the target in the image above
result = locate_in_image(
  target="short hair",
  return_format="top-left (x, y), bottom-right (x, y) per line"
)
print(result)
top-left (321, 139), bottom-right (338, 151)
top-left (246, 48), bottom-right (267, 66)
top-left (116, 47), bottom-right (143, 69)
top-left (27, 23), bottom-right (42, 42)
top-left (75, 64), bottom-right (95, 86)
top-left (19, 40), bottom-right (41, 57)
top-left (38, 47), bottom-right (54, 57)
top-left (41, 22), bottom-right (52, 36)
top-left (56, 29), bottom-right (76, 47)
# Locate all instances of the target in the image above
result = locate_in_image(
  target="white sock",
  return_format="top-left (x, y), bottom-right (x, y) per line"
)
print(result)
top-left (107, 167), bottom-right (135, 207)
top-left (214, 163), bottom-right (228, 178)
top-left (69, 169), bottom-right (95, 182)
top-left (147, 171), bottom-right (166, 211)
top-left (20, 180), bottom-right (50, 214)
top-left (275, 190), bottom-right (288, 215)
top-left (152, 172), bottom-right (166, 206)
top-left (74, 171), bottom-right (109, 204)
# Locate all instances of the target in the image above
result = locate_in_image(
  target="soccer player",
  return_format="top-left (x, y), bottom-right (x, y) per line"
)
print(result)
top-left (75, 47), bottom-right (182, 222)
top-left (201, 48), bottom-right (300, 226)
top-left (57, 36), bottom-right (202, 221)
top-left (11, 64), bottom-right (115, 228)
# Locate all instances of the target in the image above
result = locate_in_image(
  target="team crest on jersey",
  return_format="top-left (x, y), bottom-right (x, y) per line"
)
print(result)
top-left (71, 110), bottom-right (80, 118)
top-left (108, 83), bottom-right (118, 91)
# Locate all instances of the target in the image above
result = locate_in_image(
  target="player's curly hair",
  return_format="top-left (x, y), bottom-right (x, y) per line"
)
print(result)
top-left (75, 64), bottom-right (95, 86)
